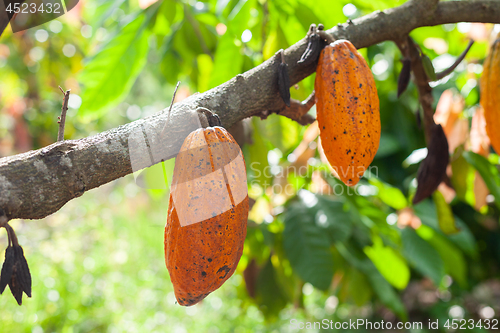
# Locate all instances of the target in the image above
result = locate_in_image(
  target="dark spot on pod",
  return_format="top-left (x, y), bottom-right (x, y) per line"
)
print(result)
top-left (217, 265), bottom-right (231, 279)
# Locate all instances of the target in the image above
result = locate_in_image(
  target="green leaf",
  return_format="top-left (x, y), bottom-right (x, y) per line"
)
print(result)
top-left (315, 196), bottom-right (353, 243)
top-left (256, 257), bottom-right (289, 320)
top-left (375, 133), bottom-right (401, 158)
top-left (451, 154), bottom-right (476, 206)
top-left (421, 54), bottom-right (437, 81)
top-left (369, 178), bottom-right (408, 210)
top-left (414, 200), bottom-right (477, 258)
top-left (79, 12), bottom-right (151, 121)
top-left (197, 54), bottom-right (213, 93)
top-left (293, 2), bottom-right (321, 32)
top-left (347, 267), bottom-right (373, 306)
top-left (401, 228), bottom-right (444, 286)
top-left (262, 21), bottom-right (288, 60)
top-left (463, 151), bottom-right (500, 209)
top-left (416, 225), bottom-right (467, 288)
top-left (283, 196), bottom-right (334, 290)
top-left (433, 191), bottom-right (460, 235)
top-left (364, 236), bottom-right (410, 290)
top-left (336, 243), bottom-right (407, 320)
top-left (208, 33), bottom-right (243, 89)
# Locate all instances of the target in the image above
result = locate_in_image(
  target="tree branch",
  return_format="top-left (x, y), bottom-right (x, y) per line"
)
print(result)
top-left (2, 0), bottom-right (500, 221)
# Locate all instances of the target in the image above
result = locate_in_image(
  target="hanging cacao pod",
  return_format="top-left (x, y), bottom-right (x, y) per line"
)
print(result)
top-left (165, 126), bottom-right (249, 306)
top-left (315, 39), bottom-right (381, 186)
top-left (480, 34), bottom-right (500, 154)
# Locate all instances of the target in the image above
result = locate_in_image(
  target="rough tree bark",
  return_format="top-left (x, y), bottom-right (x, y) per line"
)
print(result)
top-left (1, 0), bottom-right (500, 221)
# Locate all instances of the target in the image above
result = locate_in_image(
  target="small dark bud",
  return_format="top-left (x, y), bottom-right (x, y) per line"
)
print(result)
top-left (278, 62), bottom-right (291, 107)
top-left (413, 124), bottom-right (449, 204)
top-left (397, 58), bottom-right (411, 98)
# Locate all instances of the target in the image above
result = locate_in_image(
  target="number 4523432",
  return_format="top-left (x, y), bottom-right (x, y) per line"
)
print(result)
top-left (5, 2), bottom-right (62, 14)
top-left (444, 319), bottom-right (498, 330)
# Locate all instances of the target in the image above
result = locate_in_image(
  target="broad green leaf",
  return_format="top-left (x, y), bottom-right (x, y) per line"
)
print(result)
top-left (375, 133), bottom-right (401, 158)
top-left (369, 178), bottom-right (408, 210)
top-left (283, 199), bottom-right (334, 290)
top-left (316, 196), bottom-right (353, 243)
top-left (463, 151), bottom-right (500, 209)
top-left (336, 243), bottom-right (407, 320)
top-left (414, 200), bottom-right (478, 258)
top-left (448, 216), bottom-right (478, 259)
top-left (293, 1), bottom-right (321, 32)
top-left (451, 154), bottom-right (476, 206)
top-left (262, 22), bottom-right (288, 60)
top-left (364, 236), bottom-right (410, 290)
top-left (433, 191), bottom-right (460, 234)
top-left (299, 0), bottom-right (344, 28)
top-left (208, 32), bottom-right (243, 88)
top-left (347, 267), bottom-right (373, 306)
top-left (79, 13), bottom-right (151, 121)
top-left (416, 225), bottom-right (467, 288)
top-left (401, 228), bottom-right (444, 286)
top-left (197, 54), bottom-right (213, 93)
top-left (226, 0), bottom-right (253, 36)
top-left (256, 257), bottom-right (289, 320)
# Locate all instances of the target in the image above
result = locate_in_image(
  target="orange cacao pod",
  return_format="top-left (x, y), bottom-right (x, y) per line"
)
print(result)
top-left (315, 39), bottom-right (381, 186)
top-left (164, 126), bottom-right (249, 306)
top-left (480, 35), bottom-right (500, 154)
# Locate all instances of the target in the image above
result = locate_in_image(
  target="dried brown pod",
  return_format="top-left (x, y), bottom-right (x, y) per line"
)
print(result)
top-left (398, 58), bottom-right (411, 98)
top-left (413, 124), bottom-right (450, 204)
top-left (243, 258), bottom-right (259, 299)
top-left (0, 245), bottom-right (32, 305)
top-left (298, 34), bottom-right (321, 65)
top-left (278, 62), bottom-right (291, 107)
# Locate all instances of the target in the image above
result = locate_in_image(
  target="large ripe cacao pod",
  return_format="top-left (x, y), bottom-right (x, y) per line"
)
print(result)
top-left (480, 35), bottom-right (500, 154)
top-left (315, 39), bottom-right (380, 186)
top-left (164, 126), bottom-right (249, 306)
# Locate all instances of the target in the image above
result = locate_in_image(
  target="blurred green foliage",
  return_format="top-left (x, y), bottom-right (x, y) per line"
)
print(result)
top-left (1, 0), bottom-right (500, 332)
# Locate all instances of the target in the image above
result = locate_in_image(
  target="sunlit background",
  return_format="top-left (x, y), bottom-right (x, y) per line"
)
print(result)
top-left (1, 0), bottom-right (500, 332)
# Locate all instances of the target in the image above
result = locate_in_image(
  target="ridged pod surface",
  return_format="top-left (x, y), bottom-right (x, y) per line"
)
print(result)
top-left (165, 126), bottom-right (249, 306)
top-left (315, 39), bottom-right (381, 186)
top-left (480, 35), bottom-right (500, 154)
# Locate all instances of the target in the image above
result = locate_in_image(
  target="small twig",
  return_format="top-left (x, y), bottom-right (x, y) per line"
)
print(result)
top-left (160, 81), bottom-right (181, 137)
top-left (0, 214), bottom-right (8, 229)
top-left (0, 213), bottom-right (15, 247)
top-left (260, 91), bottom-right (316, 125)
top-left (5, 224), bottom-right (19, 247)
top-left (57, 87), bottom-right (71, 142)
top-left (432, 39), bottom-right (474, 81)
